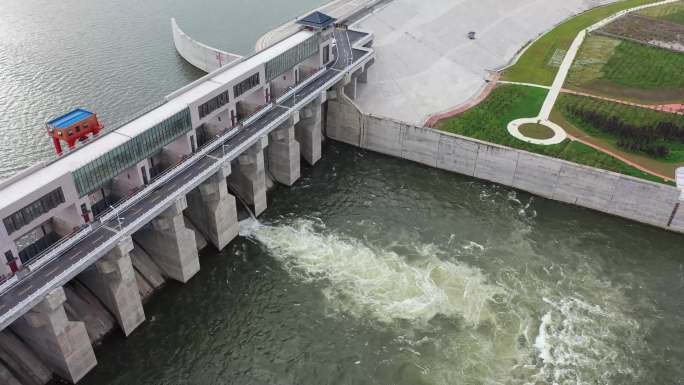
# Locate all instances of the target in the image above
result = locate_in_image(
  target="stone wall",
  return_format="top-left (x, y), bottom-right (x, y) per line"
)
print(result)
top-left (327, 96), bottom-right (684, 234)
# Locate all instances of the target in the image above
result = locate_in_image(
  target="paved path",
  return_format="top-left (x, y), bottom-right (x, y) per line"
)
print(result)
top-left (497, 80), bottom-right (551, 90)
top-left (507, 118), bottom-right (567, 145)
top-left (540, 31), bottom-right (586, 120)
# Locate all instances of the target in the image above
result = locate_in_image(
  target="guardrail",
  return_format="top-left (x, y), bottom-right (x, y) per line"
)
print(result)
top-left (0, 32), bottom-right (376, 307)
top-left (275, 67), bottom-right (327, 105)
top-left (0, 276), bottom-right (18, 293)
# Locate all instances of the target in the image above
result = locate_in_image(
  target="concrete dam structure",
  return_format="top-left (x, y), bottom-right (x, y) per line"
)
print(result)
top-left (0, 10), bottom-right (374, 384)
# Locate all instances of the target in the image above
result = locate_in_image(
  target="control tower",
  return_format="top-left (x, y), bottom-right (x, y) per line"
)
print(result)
top-left (46, 109), bottom-right (103, 155)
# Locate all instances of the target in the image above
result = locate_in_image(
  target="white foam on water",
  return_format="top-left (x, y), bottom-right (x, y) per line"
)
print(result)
top-left (240, 217), bottom-right (648, 385)
top-left (534, 311), bottom-right (553, 364)
top-left (240, 218), bottom-right (504, 327)
top-left (530, 296), bottom-right (645, 385)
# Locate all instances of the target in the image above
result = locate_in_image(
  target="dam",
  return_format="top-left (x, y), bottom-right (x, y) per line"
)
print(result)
top-left (0, 7), bottom-right (374, 383)
top-left (0, 0), bottom-right (683, 384)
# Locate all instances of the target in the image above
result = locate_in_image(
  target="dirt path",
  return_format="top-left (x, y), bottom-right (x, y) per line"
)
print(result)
top-left (568, 133), bottom-right (675, 182)
top-left (561, 88), bottom-right (684, 115)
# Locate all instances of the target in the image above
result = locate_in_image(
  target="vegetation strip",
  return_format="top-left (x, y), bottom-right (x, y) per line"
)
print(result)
top-left (436, 85), bottom-right (669, 184)
top-left (503, 0), bottom-right (663, 86)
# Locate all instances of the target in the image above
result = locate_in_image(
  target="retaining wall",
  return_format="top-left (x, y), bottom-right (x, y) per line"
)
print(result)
top-left (327, 96), bottom-right (684, 234)
top-left (171, 18), bottom-right (241, 73)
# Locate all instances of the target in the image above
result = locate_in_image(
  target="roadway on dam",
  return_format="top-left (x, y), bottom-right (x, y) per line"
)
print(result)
top-left (0, 29), bottom-right (368, 331)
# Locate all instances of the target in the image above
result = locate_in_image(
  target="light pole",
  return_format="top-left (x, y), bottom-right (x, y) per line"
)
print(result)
top-left (287, 85), bottom-right (297, 106)
top-left (109, 206), bottom-right (124, 232)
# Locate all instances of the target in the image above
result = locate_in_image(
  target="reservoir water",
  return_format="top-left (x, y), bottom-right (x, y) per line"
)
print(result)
top-left (0, 0), bottom-right (323, 178)
top-left (1, 1), bottom-right (684, 384)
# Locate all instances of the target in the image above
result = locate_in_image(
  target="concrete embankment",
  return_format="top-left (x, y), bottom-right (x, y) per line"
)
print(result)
top-left (327, 93), bottom-right (684, 234)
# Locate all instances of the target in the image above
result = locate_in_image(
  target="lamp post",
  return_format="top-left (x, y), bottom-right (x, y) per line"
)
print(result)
top-left (110, 206), bottom-right (124, 232)
top-left (287, 85), bottom-right (297, 106)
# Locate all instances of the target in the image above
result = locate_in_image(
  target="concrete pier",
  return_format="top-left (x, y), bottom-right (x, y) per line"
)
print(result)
top-left (133, 197), bottom-right (200, 283)
top-left (186, 163), bottom-right (239, 250)
top-left (229, 137), bottom-right (268, 216)
top-left (79, 237), bottom-right (145, 337)
top-left (295, 97), bottom-right (324, 165)
top-left (344, 76), bottom-right (358, 100)
top-left (11, 288), bottom-right (96, 384)
top-left (268, 120), bottom-right (301, 186)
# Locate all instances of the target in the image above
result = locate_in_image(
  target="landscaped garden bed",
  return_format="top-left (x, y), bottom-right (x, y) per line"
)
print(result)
top-left (436, 85), bottom-right (668, 183)
top-left (567, 34), bottom-right (684, 103)
top-left (597, 14), bottom-right (684, 52)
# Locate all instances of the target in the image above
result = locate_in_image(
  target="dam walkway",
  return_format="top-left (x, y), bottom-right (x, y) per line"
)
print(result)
top-left (0, 29), bottom-right (371, 332)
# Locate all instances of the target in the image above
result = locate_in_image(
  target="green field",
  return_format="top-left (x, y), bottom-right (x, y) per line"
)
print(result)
top-left (566, 34), bottom-right (684, 101)
top-left (639, 1), bottom-right (684, 24)
top-left (556, 93), bottom-right (684, 163)
top-left (503, 0), bottom-right (660, 86)
top-left (603, 38), bottom-right (684, 89)
top-left (604, 39), bottom-right (684, 89)
top-left (435, 85), bottom-right (668, 183)
top-left (519, 123), bottom-right (555, 140)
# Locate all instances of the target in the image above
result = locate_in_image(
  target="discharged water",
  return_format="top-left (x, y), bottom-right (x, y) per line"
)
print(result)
top-left (81, 143), bottom-right (684, 385)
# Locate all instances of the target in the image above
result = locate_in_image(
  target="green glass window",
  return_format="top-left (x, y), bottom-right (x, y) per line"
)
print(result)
top-left (265, 34), bottom-right (320, 81)
top-left (72, 108), bottom-right (192, 196)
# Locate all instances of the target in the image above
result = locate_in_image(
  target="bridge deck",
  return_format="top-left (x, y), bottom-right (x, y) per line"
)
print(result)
top-left (0, 29), bottom-right (373, 331)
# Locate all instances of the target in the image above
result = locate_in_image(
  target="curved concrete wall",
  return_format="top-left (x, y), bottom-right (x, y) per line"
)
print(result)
top-left (171, 18), bottom-right (242, 73)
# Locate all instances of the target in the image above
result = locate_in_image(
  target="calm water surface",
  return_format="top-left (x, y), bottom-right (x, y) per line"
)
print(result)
top-left (0, 0), bottom-right (323, 178)
top-left (2, 1), bottom-right (684, 384)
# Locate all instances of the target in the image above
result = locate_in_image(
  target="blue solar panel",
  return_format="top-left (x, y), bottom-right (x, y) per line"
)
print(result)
top-left (47, 109), bottom-right (94, 129)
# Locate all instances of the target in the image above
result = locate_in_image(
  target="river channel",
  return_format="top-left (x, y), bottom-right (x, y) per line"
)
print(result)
top-left (80, 143), bottom-right (684, 385)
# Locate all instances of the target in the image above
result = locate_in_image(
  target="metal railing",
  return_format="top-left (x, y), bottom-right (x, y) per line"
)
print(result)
top-left (276, 67), bottom-right (327, 105)
top-left (0, 29), bottom-right (376, 300)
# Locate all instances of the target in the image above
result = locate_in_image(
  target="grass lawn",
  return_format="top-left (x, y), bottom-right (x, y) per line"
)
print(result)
top-left (639, 1), bottom-right (684, 24)
top-left (503, 0), bottom-right (660, 86)
top-left (436, 85), bottom-right (670, 184)
top-left (567, 34), bottom-right (684, 102)
top-left (519, 123), bottom-right (555, 140)
top-left (603, 39), bottom-right (684, 89)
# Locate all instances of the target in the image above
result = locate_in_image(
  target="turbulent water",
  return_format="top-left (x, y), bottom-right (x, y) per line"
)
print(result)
top-left (3, 0), bottom-right (684, 383)
top-left (80, 143), bottom-right (684, 385)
